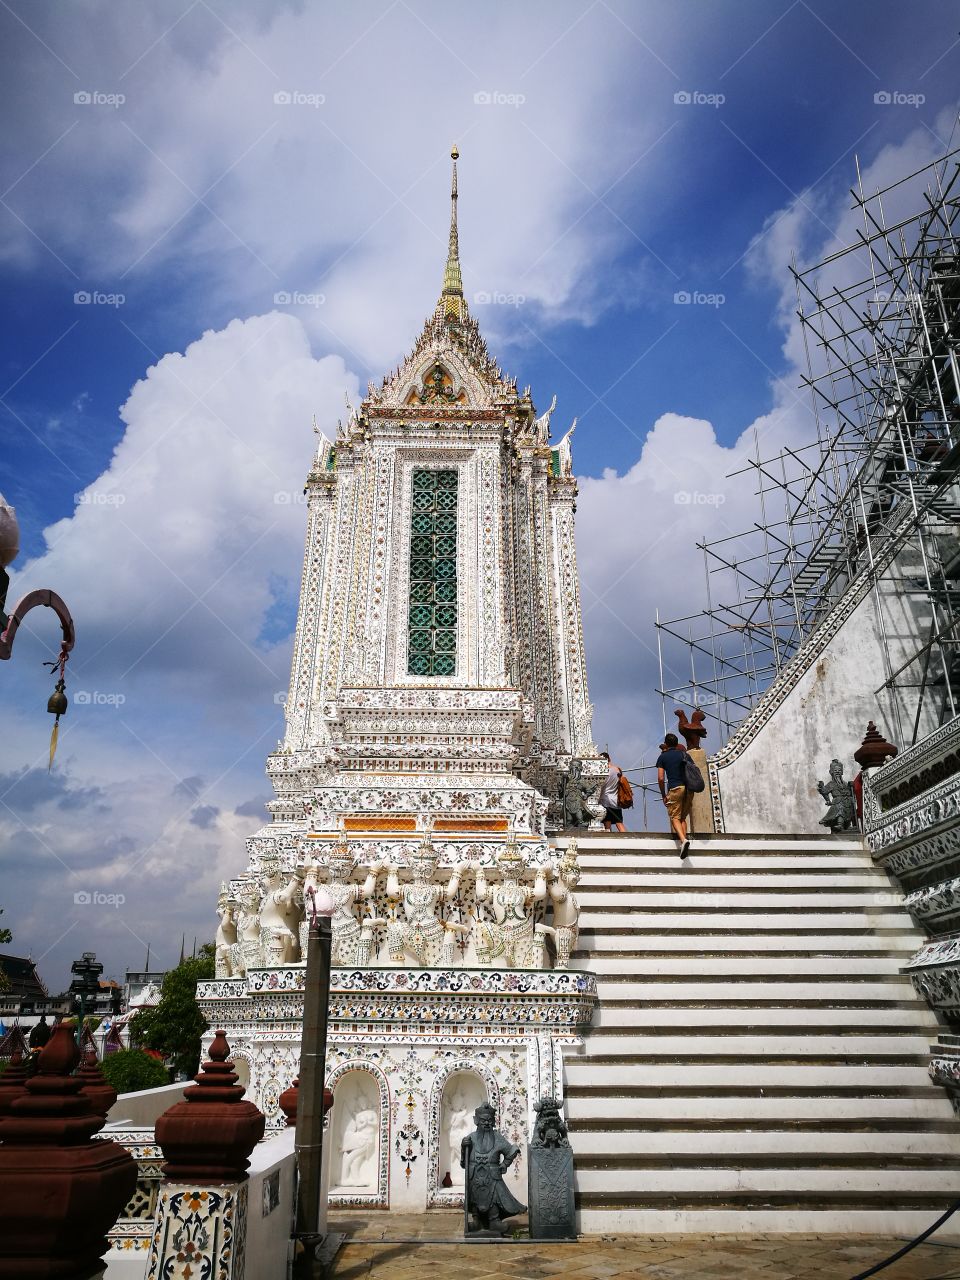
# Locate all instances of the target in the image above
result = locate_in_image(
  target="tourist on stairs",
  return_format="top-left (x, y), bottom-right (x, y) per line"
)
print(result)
top-left (657, 733), bottom-right (692, 858)
top-left (598, 751), bottom-right (626, 832)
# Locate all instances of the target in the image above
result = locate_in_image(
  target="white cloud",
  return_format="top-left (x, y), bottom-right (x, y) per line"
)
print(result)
top-left (12, 311), bottom-right (355, 692)
top-left (0, 3), bottom-right (688, 369)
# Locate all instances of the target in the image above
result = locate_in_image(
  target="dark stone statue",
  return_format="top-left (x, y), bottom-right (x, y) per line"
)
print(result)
top-left (461, 1102), bottom-right (526, 1236)
top-left (817, 758), bottom-right (857, 832)
top-left (28, 1014), bottom-right (51, 1050)
top-left (562, 759), bottom-right (595, 829)
top-left (527, 1097), bottom-right (576, 1239)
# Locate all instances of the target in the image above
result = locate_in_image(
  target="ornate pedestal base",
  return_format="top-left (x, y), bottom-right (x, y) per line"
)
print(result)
top-left (528, 1143), bottom-right (576, 1240)
top-left (147, 1183), bottom-right (247, 1280)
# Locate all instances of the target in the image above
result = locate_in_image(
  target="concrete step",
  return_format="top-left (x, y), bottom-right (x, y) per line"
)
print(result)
top-left (578, 860), bottom-right (885, 880)
top-left (563, 1063), bottom-right (934, 1086)
top-left (591, 1004), bottom-right (941, 1028)
top-left (579, 872), bottom-right (892, 889)
top-left (573, 1167), bottom-right (959, 1193)
top-left (555, 835), bottom-right (866, 851)
top-left (574, 889), bottom-right (900, 907)
top-left (565, 1092), bottom-right (955, 1121)
top-left (576, 1032), bottom-right (934, 1058)
top-left (591, 1003), bottom-right (942, 1034)
top-left (575, 1206), bottom-right (960, 1235)
top-left (577, 854), bottom-right (877, 870)
top-left (582, 979), bottom-right (922, 1000)
top-left (574, 955), bottom-right (909, 975)
top-left (580, 911), bottom-right (917, 931)
top-left (569, 1130), bottom-right (960, 1156)
top-left (577, 933), bottom-right (920, 954)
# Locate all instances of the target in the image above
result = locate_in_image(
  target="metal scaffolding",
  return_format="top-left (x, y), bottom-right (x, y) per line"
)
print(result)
top-left (656, 142), bottom-right (960, 751)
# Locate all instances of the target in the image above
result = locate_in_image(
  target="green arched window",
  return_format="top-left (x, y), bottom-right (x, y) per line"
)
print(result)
top-left (408, 468), bottom-right (458, 676)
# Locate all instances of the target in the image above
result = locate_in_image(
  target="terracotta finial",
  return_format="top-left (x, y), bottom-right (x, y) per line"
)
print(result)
top-left (854, 722), bottom-right (898, 770)
top-left (155, 1031), bottom-right (265, 1181)
top-left (0, 1024), bottom-right (136, 1278)
top-left (0, 1048), bottom-right (30, 1118)
top-left (279, 1075), bottom-right (299, 1127)
top-left (675, 707), bottom-right (707, 750)
top-left (77, 1047), bottom-right (117, 1120)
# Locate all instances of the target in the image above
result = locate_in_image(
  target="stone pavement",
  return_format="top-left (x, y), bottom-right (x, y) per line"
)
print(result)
top-left (324, 1212), bottom-right (960, 1278)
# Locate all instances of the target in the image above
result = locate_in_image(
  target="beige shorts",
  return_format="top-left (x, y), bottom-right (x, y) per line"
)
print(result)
top-left (664, 785), bottom-right (692, 822)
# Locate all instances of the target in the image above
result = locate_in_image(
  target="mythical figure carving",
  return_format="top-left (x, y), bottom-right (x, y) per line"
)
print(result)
top-left (461, 1102), bottom-right (526, 1236)
top-left (337, 1105), bottom-right (379, 1188)
top-left (675, 707), bottom-right (707, 750)
top-left (530, 1097), bottom-right (569, 1149)
top-left (298, 861), bottom-right (322, 957)
top-left (445, 1077), bottom-right (486, 1189)
top-left (322, 833), bottom-right (383, 967)
top-left (215, 883), bottom-right (239, 979)
top-left (561, 758), bottom-right (596, 829)
top-left (536, 841), bottom-right (581, 969)
top-left (257, 854), bottom-right (302, 965)
top-left (475, 835), bottom-right (548, 969)
top-left (386, 822), bottom-right (465, 967)
top-left (817, 758), bottom-right (858, 832)
top-left (233, 878), bottom-right (263, 975)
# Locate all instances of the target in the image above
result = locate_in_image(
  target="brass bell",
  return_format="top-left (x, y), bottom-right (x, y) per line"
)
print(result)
top-left (47, 679), bottom-right (68, 717)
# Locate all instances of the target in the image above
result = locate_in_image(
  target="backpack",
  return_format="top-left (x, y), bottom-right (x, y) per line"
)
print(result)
top-left (683, 753), bottom-right (705, 793)
top-left (617, 771), bottom-right (634, 809)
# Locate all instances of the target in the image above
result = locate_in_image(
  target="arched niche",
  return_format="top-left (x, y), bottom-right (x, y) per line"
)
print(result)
top-left (327, 1063), bottom-right (390, 1205)
top-left (231, 1052), bottom-right (251, 1096)
top-left (427, 1060), bottom-right (500, 1205)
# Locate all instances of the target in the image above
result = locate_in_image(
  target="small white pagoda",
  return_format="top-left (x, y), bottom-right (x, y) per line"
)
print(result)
top-left (198, 148), bottom-right (601, 1212)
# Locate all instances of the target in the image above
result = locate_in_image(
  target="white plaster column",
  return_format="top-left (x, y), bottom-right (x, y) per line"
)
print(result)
top-left (549, 484), bottom-right (596, 757)
top-left (284, 468), bottom-right (336, 750)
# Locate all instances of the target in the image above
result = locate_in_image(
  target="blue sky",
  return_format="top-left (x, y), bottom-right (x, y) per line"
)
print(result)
top-left (1, 0), bottom-right (957, 988)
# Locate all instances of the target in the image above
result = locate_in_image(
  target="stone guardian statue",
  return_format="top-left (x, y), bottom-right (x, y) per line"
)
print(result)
top-left (460, 1102), bottom-right (526, 1236)
top-left (817, 758), bottom-right (857, 832)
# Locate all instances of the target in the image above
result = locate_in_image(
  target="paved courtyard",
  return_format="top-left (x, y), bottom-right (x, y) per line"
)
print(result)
top-left (325, 1212), bottom-right (960, 1279)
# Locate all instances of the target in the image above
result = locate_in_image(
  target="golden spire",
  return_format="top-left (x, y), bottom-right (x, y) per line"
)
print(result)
top-left (440, 144), bottom-right (466, 320)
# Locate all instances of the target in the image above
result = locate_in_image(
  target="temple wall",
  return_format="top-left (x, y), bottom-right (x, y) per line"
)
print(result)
top-left (712, 561), bottom-right (934, 835)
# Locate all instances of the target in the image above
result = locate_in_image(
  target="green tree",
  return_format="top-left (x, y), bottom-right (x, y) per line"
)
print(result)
top-left (0, 907), bottom-right (12, 994)
top-left (100, 1048), bottom-right (170, 1094)
top-left (133, 948), bottom-right (214, 1078)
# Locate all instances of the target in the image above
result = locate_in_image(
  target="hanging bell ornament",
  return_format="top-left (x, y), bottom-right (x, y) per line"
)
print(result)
top-left (47, 680), bottom-right (68, 718)
top-left (47, 678), bottom-right (67, 770)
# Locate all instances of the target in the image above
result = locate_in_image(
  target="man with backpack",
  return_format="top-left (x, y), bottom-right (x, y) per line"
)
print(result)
top-left (656, 732), bottom-right (693, 859)
top-left (598, 751), bottom-right (628, 832)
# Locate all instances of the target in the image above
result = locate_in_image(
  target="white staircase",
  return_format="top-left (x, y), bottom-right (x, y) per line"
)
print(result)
top-left (563, 832), bottom-right (960, 1235)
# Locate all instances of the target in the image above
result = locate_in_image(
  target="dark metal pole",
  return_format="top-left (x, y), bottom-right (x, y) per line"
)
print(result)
top-left (294, 913), bottom-right (332, 1259)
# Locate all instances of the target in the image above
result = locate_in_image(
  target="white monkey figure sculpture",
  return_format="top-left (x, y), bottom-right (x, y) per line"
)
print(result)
top-left (298, 861), bottom-right (323, 957)
top-left (386, 827), bottom-right (464, 967)
top-left (535, 840), bottom-right (582, 969)
top-left (257, 854), bottom-right (302, 965)
top-left (474, 834), bottom-right (548, 969)
top-left (215, 883), bottom-right (239, 978)
top-left (233, 878), bottom-right (263, 976)
top-left (323, 835), bottom-right (382, 967)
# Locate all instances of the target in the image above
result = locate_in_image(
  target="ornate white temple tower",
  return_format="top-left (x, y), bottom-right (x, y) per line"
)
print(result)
top-left (200, 151), bottom-right (599, 1213)
top-left (267, 146), bottom-right (600, 849)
